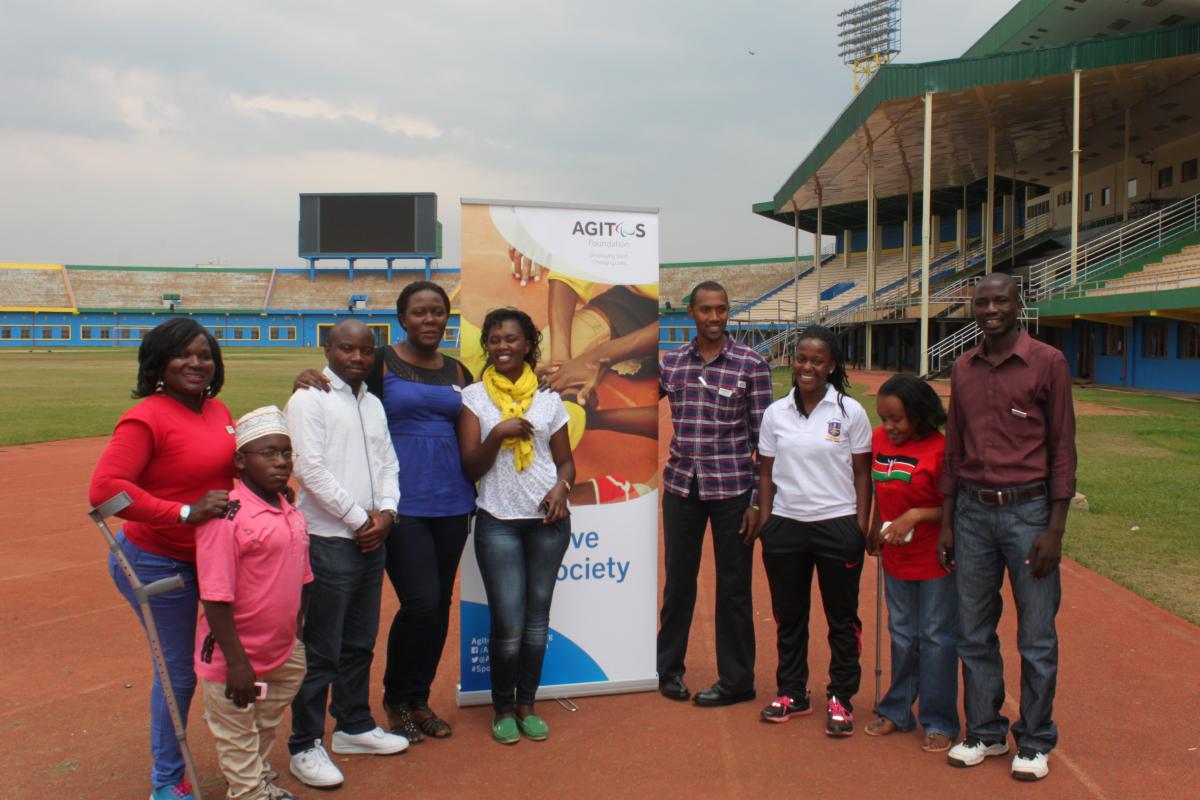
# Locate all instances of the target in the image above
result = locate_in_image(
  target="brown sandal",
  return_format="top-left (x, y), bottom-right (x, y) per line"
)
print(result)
top-left (864, 717), bottom-right (899, 737)
top-left (383, 700), bottom-right (425, 744)
top-left (922, 731), bottom-right (953, 752)
top-left (411, 704), bottom-right (452, 738)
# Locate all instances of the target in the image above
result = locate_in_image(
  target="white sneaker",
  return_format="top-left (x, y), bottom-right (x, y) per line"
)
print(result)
top-left (289, 740), bottom-right (345, 788)
top-left (1011, 748), bottom-right (1050, 781)
top-left (947, 737), bottom-right (1011, 767)
top-left (331, 726), bottom-right (410, 755)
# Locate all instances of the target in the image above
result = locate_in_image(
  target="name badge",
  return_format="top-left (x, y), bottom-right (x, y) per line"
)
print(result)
top-left (737, 380), bottom-right (747, 389)
top-left (718, 387), bottom-right (735, 398)
top-left (225, 425), bottom-right (236, 434)
top-left (452, 385), bottom-right (463, 393)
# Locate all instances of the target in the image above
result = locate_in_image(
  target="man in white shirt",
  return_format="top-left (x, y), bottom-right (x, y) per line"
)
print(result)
top-left (285, 319), bottom-right (407, 789)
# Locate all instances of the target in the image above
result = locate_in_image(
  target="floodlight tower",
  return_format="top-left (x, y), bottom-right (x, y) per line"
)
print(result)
top-left (837, 0), bottom-right (901, 93)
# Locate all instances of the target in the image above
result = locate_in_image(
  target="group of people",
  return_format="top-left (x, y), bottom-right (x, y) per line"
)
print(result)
top-left (89, 270), bottom-right (1074, 800)
top-left (90, 283), bottom-right (575, 800)
top-left (656, 274), bottom-right (1074, 784)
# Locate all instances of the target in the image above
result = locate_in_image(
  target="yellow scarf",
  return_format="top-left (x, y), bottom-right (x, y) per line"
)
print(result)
top-left (482, 363), bottom-right (538, 472)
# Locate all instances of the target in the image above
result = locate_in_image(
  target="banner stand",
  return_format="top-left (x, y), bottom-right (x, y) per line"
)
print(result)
top-left (456, 198), bottom-right (661, 706)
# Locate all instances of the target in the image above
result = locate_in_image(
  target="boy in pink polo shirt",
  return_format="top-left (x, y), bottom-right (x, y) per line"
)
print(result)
top-left (196, 406), bottom-right (311, 800)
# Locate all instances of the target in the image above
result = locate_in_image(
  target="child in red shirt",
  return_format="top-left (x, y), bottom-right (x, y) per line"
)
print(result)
top-left (195, 406), bottom-right (311, 800)
top-left (864, 374), bottom-right (959, 753)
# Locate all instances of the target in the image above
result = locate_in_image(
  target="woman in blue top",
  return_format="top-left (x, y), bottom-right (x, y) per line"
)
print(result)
top-left (295, 281), bottom-right (474, 742)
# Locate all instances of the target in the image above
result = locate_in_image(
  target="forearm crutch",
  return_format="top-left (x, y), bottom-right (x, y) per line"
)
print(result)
top-left (89, 492), bottom-right (205, 800)
top-left (873, 556), bottom-right (884, 712)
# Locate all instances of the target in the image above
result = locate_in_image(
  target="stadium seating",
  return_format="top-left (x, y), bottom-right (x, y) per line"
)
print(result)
top-left (66, 267), bottom-right (270, 310)
top-left (660, 261), bottom-right (804, 308)
top-left (268, 270), bottom-right (459, 311)
top-left (0, 265), bottom-right (73, 309)
top-left (1088, 244), bottom-right (1200, 296)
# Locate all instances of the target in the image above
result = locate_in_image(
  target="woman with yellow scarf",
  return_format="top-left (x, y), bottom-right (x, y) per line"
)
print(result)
top-left (457, 308), bottom-right (575, 745)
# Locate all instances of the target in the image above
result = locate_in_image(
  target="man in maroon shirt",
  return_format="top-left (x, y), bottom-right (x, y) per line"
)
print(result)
top-left (937, 273), bottom-right (1076, 783)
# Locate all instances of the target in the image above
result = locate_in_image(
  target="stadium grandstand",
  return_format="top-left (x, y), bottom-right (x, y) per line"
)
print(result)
top-left (751, 0), bottom-right (1200, 393)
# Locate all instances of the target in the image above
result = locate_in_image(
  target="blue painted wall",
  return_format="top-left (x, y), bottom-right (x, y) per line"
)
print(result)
top-left (1064, 318), bottom-right (1199, 393)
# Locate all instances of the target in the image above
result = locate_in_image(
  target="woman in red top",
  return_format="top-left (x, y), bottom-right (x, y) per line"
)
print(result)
top-left (89, 318), bottom-right (237, 800)
top-left (863, 373), bottom-right (959, 754)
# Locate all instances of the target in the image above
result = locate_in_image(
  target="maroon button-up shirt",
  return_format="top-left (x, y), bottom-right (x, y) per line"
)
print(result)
top-left (940, 330), bottom-right (1077, 500)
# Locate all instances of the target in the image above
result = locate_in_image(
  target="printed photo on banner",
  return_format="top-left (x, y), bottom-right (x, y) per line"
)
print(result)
top-left (458, 202), bottom-right (660, 506)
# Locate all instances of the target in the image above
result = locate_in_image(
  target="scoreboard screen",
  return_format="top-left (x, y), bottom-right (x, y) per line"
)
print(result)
top-left (299, 193), bottom-right (437, 257)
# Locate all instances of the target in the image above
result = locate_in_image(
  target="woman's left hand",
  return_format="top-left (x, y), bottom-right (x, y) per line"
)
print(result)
top-left (541, 484), bottom-right (570, 524)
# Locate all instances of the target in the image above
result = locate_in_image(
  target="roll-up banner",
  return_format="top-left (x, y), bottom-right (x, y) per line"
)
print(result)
top-left (456, 199), bottom-right (660, 705)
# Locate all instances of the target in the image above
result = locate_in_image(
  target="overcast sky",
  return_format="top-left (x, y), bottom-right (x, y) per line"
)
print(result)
top-left (0, 0), bottom-right (1012, 268)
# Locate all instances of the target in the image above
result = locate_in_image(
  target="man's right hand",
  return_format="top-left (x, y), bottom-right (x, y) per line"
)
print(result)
top-left (188, 490), bottom-right (231, 525)
top-left (354, 511), bottom-right (390, 553)
top-left (293, 369), bottom-right (331, 393)
top-left (937, 523), bottom-right (956, 571)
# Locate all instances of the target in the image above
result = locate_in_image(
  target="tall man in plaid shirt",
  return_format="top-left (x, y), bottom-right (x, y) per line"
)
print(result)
top-left (657, 280), bottom-right (774, 706)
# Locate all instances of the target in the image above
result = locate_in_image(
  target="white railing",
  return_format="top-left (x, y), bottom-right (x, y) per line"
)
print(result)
top-left (1027, 193), bottom-right (1200, 300)
top-left (1061, 262), bottom-right (1200, 299)
top-left (924, 301), bottom-right (1039, 377)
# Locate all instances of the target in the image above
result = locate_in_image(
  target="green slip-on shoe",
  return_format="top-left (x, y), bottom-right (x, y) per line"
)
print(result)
top-left (492, 715), bottom-right (520, 745)
top-left (516, 714), bottom-right (549, 741)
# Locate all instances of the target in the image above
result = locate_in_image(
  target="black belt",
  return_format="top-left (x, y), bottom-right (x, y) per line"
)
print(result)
top-left (966, 482), bottom-right (1047, 507)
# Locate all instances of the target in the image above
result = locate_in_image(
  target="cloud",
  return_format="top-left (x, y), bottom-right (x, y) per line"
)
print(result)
top-left (229, 93), bottom-right (442, 140)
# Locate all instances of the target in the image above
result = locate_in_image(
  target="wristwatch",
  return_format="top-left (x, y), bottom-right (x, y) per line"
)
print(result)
top-left (178, 504), bottom-right (192, 524)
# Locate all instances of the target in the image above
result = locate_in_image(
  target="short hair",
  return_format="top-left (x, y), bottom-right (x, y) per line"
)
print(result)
top-left (688, 280), bottom-right (727, 306)
top-left (480, 307), bottom-right (541, 369)
top-left (133, 318), bottom-right (224, 399)
top-left (877, 373), bottom-right (946, 438)
top-left (395, 280), bottom-right (451, 329)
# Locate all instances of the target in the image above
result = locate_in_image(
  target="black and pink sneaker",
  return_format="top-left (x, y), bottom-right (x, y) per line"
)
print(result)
top-left (825, 695), bottom-right (854, 736)
top-left (760, 690), bottom-right (812, 723)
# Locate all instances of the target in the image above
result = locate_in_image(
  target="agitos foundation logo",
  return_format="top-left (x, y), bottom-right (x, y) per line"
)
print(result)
top-left (571, 220), bottom-right (646, 238)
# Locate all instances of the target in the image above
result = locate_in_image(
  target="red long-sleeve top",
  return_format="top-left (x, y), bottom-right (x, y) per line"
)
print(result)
top-left (89, 394), bottom-right (237, 563)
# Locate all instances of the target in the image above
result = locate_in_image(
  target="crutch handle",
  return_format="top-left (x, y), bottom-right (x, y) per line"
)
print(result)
top-left (89, 492), bottom-right (133, 522)
top-left (144, 575), bottom-right (186, 598)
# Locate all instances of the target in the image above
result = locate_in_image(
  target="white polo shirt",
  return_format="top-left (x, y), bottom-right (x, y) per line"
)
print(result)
top-left (759, 384), bottom-right (872, 523)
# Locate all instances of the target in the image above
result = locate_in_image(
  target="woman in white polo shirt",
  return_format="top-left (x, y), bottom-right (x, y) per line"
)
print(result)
top-left (754, 325), bottom-right (873, 737)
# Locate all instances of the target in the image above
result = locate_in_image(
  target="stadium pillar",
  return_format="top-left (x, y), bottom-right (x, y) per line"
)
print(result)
top-left (424, 257), bottom-right (432, 281)
top-left (985, 126), bottom-right (996, 274)
top-left (386, 258), bottom-right (394, 282)
top-left (905, 181), bottom-right (913, 301)
top-left (1122, 106), bottom-right (1131, 223)
top-left (815, 194), bottom-right (824, 322)
top-left (843, 231), bottom-right (851, 271)
top-left (920, 91), bottom-right (933, 377)
top-left (793, 200), bottom-right (801, 322)
top-left (1071, 69), bottom-right (1082, 284)
top-left (961, 183), bottom-right (968, 272)
top-left (866, 142), bottom-right (876, 371)
top-left (348, 258), bottom-right (356, 283)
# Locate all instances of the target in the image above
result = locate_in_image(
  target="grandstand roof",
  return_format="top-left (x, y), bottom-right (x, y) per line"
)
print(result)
top-left (964, 0), bottom-right (1200, 58)
top-left (755, 21), bottom-right (1200, 234)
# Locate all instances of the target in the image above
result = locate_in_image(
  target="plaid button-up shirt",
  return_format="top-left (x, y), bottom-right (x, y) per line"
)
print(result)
top-left (660, 336), bottom-right (773, 501)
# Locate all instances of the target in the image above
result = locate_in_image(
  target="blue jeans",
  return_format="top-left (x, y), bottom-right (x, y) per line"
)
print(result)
top-left (109, 533), bottom-right (198, 791)
top-left (954, 491), bottom-right (1061, 753)
top-left (876, 571), bottom-right (960, 737)
top-left (473, 510), bottom-right (571, 714)
top-left (288, 536), bottom-right (385, 754)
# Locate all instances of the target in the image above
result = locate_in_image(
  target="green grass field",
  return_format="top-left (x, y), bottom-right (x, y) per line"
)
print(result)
top-left (770, 367), bottom-right (1200, 624)
top-left (0, 348), bottom-right (326, 444)
top-left (3, 350), bottom-right (1196, 623)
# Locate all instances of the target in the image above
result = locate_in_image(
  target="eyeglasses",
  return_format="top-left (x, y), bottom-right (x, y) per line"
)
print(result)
top-left (242, 448), bottom-right (294, 461)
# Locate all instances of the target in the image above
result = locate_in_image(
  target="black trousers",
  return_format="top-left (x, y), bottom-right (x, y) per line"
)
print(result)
top-left (657, 481), bottom-right (755, 693)
top-left (760, 514), bottom-right (865, 710)
top-left (382, 513), bottom-right (471, 706)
